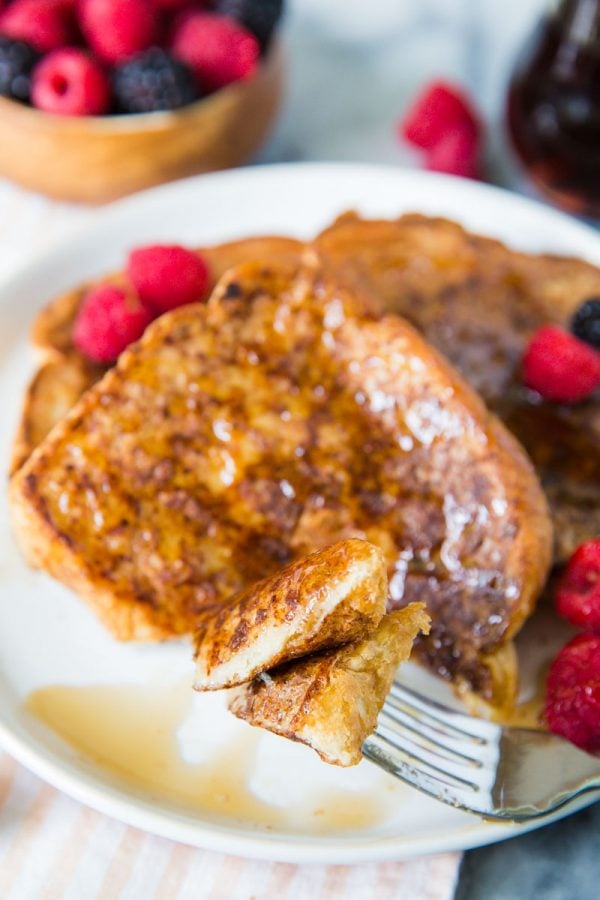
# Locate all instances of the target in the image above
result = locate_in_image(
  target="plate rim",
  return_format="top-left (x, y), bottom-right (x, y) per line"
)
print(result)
top-left (1, 161), bottom-right (599, 864)
top-left (0, 708), bottom-right (596, 864)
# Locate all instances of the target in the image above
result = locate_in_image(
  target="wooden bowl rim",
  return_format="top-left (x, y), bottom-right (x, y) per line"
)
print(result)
top-left (0, 39), bottom-right (282, 134)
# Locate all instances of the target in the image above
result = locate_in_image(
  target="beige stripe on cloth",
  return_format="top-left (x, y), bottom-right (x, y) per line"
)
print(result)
top-left (0, 752), bottom-right (461, 900)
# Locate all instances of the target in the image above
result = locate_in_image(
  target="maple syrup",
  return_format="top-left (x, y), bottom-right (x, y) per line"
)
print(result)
top-left (507, 0), bottom-right (600, 216)
top-left (24, 679), bottom-right (393, 833)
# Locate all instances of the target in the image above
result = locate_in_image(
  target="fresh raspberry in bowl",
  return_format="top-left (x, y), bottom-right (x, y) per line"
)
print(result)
top-left (31, 48), bottom-right (111, 116)
top-left (0, 0), bottom-right (77, 53)
top-left (170, 11), bottom-right (259, 92)
top-left (544, 633), bottom-right (600, 754)
top-left (79, 0), bottom-right (158, 65)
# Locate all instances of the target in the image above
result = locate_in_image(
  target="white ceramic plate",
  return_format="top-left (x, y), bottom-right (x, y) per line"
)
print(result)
top-left (0, 163), bottom-right (598, 864)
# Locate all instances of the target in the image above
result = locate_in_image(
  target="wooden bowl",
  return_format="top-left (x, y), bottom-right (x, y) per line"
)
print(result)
top-left (0, 42), bottom-right (284, 204)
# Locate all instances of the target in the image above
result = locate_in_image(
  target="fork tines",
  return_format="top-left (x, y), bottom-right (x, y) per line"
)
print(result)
top-left (363, 683), bottom-right (500, 813)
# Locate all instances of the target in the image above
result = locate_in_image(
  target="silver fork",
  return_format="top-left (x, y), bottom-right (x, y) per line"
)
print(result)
top-left (362, 682), bottom-right (600, 821)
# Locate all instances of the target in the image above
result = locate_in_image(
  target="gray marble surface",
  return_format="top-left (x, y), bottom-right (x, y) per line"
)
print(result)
top-left (264, 0), bottom-right (548, 190)
top-left (456, 802), bottom-right (600, 900)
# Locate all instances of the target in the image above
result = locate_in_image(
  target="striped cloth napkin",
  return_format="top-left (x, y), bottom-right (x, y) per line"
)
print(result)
top-left (0, 179), bottom-right (461, 899)
top-left (0, 753), bottom-right (460, 900)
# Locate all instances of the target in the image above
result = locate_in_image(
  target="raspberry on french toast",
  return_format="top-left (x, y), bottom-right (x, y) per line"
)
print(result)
top-left (10, 263), bottom-right (552, 709)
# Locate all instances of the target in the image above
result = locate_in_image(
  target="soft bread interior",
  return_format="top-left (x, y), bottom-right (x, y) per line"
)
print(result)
top-left (193, 539), bottom-right (387, 690)
top-left (229, 603), bottom-right (431, 766)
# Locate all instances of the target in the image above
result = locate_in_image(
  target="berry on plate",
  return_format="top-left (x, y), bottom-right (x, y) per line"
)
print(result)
top-left (170, 11), bottom-right (259, 92)
top-left (128, 245), bottom-right (211, 314)
top-left (425, 129), bottom-right (480, 179)
top-left (544, 633), bottom-right (600, 754)
top-left (522, 324), bottom-right (600, 403)
top-left (556, 539), bottom-right (600, 633)
top-left (400, 80), bottom-right (481, 151)
top-left (73, 283), bottom-right (153, 363)
top-left (215, 0), bottom-right (283, 51)
top-left (0, 0), bottom-right (76, 53)
top-left (0, 35), bottom-right (39, 102)
top-left (113, 48), bottom-right (198, 113)
top-left (571, 298), bottom-right (600, 351)
top-left (31, 48), bottom-right (111, 116)
top-left (79, 0), bottom-right (158, 65)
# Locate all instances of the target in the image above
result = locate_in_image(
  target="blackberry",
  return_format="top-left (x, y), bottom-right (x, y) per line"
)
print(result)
top-left (113, 48), bottom-right (199, 114)
top-left (571, 298), bottom-right (600, 351)
top-left (0, 37), bottom-right (39, 103)
top-left (216, 0), bottom-right (284, 52)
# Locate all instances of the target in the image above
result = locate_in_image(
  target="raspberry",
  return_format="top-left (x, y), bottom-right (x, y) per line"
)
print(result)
top-left (113, 48), bottom-right (198, 113)
top-left (556, 539), bottom-right (600, 633)
top-left (0, 36), bottom-right (39, 102)
top-left (522, 325), bottom-right (600, 403)
top-left (571, 298), bottom-right (600, 351)
top-left (0, 0), bottom-right (76, 53)
top-left (73, 284), bottom-right (153, 363)
top-left (400, 80), bottom-right (481, 151)
top-left (79, 0), bottom-right (158, 65)
top-left (31, 49), bottom-right (111, 116)
top-left (425, 129), bottom-right (480, 179)
top-left (170, 11), bottom-right (259, 92)
top-left (127, 245), bottom-right (210, 314)
top-left (215, 0), bottom-right (283, 51)
top-left (544, 633), bottom-right (600, 754)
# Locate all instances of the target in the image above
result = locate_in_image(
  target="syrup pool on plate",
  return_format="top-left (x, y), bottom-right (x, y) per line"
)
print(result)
top-left (24, 677), bottom-right (399, 834)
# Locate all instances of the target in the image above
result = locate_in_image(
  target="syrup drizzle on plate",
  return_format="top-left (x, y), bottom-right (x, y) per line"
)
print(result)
top-left (25, 679), bottom-right (393, 833)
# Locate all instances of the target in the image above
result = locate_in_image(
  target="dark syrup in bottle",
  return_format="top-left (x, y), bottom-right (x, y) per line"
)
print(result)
top-left (507, 0), bottom-right (600, 216)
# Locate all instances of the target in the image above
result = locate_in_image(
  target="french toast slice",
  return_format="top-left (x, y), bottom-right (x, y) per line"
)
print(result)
top-left (229, 603), bottom-right (431, 767)
top-left (10, 262), bottom-right (552, 707)
top-left (311, 213), bottom-right (600, 561)
top-left (11, 356), bottom-right (103, 475)
top-left (193, 539), bottom-right (387, 690)
top-left (12, 236), bottom-right (304, 470)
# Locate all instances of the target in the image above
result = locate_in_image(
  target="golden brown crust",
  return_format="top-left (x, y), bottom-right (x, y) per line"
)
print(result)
top-left (15, 237), bottom-right (305, 474)
top-left (193, 539), bottom-right (387, 690)
top-left (311, 212), bottom-right (600, 561)
top-left (10, 262), bottom-right (552, 706)
top-left (10, 355), bottom-right (104, 476)
top-left (229, 604), bottom-right (431, 766)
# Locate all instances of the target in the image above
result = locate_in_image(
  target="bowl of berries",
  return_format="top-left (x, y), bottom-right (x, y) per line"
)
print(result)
top-left (0, 0), bottom-right (284, 203)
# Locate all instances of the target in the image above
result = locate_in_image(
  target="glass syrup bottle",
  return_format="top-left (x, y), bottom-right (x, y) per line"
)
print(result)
top-left (507, 0), bottom-right (600, 217)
